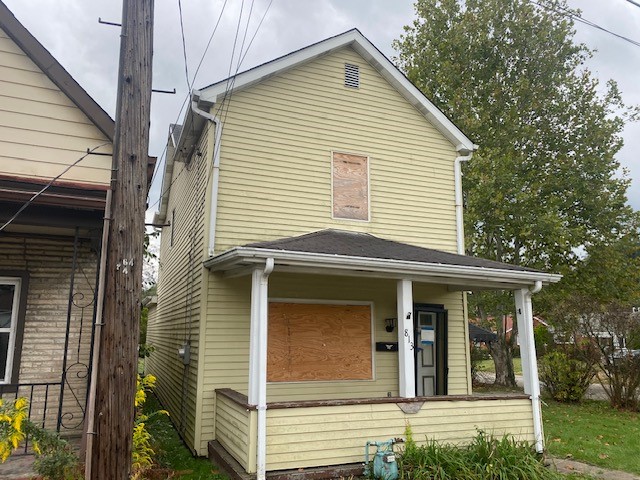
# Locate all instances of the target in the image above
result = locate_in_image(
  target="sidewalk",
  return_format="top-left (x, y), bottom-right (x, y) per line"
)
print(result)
top-left (477, 372), bottom-right (608, 400)
top-left (0, 455), bottom-right (35, 480)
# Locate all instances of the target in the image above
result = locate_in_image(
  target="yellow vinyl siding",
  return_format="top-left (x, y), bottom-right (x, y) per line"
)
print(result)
top-left (265, 399), bottom-right (534, 471)
top-left (200, 272), bottom-right (470, 453)
top-left (145, 126), bottom-right (211, 452)
top-left (213, 46), bottom-right (458, 254)
top-left (215, 393), bottom-right (256, 472)
top-left (0, 27), bottom-right (111, 187)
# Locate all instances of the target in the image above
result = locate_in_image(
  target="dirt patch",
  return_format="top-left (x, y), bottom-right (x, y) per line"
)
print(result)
top-left (550, 457), bottom-right (640, 480)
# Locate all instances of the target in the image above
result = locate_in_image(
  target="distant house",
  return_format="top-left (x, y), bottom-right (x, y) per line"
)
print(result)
top-left (505, 315), bottom-right (550, 344)
top-left (468, 323), bottom-right (498, 344)
top-left (147, 29), bottom-right (561, 479)
top-left (0, 0), bottom-right (153, 443)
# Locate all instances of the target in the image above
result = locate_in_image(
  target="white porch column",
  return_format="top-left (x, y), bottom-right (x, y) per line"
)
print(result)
top-left (247, 259), bottom-right (274, 480)
top-left (248, 269), bottom-right (262, 404)
top-left (397, 279), bottom-right (415, 398)
top-left (514, 288), bottom-right (544, 453)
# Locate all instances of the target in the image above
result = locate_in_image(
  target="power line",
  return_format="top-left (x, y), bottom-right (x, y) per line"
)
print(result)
top-left (531, 0), bottom-right (640, 48)
top-left (222, 0), bottom-right (246, 97)
top-left (148, 0), bottom-right (230, 192)
top-left (238, 0), bottom-right (273, 68)
top-left (148, 0), bottom-right (274, 214)
top-left (177, 0), bottom-right (190, 90)
top-left (191, 0), bottom-right (230, 89)
top-left (147, 0), bottom-right (231, 209)
top-left (0, 142), bottom-right (110, 232)
top-left (624, 0), bottom-right (640, 9)
top-left (209, 0), bottom-right (272, 178)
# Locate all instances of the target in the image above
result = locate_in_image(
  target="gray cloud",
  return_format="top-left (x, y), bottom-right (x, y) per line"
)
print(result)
top-left (4, 0), bottom-right (638, 211)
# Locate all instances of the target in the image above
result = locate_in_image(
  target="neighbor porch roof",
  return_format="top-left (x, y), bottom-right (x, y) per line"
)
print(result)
top-left (204, 230), bottom-right (561, 290)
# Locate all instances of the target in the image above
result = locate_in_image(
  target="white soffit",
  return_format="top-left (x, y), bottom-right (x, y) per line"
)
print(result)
top-left (197, 29), bottom-right (475, 153)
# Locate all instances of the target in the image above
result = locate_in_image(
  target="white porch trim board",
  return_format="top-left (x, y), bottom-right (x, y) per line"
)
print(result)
top-left (248, 259), bottom-right (274, 480)
top-left (514, 288), bottom-right (543, 453)
top-left (397, 279), bottom-right (415, 398)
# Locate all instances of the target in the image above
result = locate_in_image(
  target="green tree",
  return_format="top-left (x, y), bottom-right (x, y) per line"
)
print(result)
top-left (394, 0), bottom-right (638, 385)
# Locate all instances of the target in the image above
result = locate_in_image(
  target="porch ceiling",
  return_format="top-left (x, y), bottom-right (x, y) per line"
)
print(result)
top-left (204, 230), bottom-right (561, 291)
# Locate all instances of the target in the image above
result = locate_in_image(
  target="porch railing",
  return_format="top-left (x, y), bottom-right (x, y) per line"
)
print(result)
top-left (215, 389), bottom-right (535, 474)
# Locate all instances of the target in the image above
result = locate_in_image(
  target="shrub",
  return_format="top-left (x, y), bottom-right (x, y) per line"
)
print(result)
top-left (534, 325), bottom-right (555, 357)
top-left (398, 427), bottom-right (562, 479)
top-left (132, 374), bottom-right (168, 479)
top-left (0, 398), bottom-right (81, 479)
top-left (1, 375), bottom-right (167, 479)
top-left (539, 350), bottom-right (596, 402)
top-left (0, 398), bottom-right (28, 462)
top-left (138, 342), bottom-right (156, 359)
top-left (28, 428), bottom-right (81, 480)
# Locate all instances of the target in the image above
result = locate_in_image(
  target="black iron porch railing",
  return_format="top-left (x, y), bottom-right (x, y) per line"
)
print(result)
top-left (0, 230), bottom-right (98, 456)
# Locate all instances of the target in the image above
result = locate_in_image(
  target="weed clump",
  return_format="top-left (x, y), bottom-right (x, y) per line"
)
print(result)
top-left (397, 427), bottom-right (563, 480)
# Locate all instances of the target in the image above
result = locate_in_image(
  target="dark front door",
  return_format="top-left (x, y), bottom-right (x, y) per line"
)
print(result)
top-left (414, 303), bottom-right (448, 396)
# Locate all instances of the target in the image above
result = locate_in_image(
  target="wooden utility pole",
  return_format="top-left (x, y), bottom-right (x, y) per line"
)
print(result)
top-left (88, 0), bottom-right (153, 478)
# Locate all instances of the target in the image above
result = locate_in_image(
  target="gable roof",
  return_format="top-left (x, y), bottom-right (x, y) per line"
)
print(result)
top-left (0, 0), bottom-right (114, 141)
top-left (197, 29), bottom-right (475, 154)
top-left (205, 229), bottom-right (562, 290)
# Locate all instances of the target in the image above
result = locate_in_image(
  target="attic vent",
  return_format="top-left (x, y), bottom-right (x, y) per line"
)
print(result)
top-left (344, 63), bottom-right (360, 88)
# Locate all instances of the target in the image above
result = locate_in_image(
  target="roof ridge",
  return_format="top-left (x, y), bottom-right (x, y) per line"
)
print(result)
top-left (198, 28), bottom-right (361, 91)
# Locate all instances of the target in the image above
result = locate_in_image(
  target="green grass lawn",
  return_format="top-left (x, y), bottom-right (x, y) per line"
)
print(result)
top-left (543, 400), bottom-right (640, 475)
top-left (144, 394), bottom-right (228, 480)
top-left (478, 357), bottom-right (523, 375)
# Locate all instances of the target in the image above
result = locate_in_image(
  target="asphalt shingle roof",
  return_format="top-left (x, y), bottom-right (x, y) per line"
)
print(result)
top-left (245, 229), bottom-right (538, 273)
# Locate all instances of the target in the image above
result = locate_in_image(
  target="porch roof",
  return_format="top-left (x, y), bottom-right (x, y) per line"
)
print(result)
top-left (204, 229), bottom-right (562, 290)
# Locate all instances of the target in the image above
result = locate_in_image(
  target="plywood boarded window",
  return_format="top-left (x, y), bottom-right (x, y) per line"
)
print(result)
top-left (268, 302), bottom-right (373, 382)
top-left (332, 152), bottom-right (369, 221)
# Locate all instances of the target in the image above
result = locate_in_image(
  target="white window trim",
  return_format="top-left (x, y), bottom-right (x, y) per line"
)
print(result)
top-left (267, 297), bottom-right (376, 384)
top-left (330, 151), bottom-right (372, 223)
top-left (0, 277), bottom-right (21, 384)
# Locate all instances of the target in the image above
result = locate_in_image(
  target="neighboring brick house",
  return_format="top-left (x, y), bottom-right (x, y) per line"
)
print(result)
top-left (0, 1), bottom-right (154, 442)
top-left (147, 29), bottom-right (561, 479)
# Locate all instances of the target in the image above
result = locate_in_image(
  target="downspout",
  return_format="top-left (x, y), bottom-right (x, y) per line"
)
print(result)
top-left (454, 147), bottom-right (475, 255)
top-left (190, 95), bottom-right (222, 257)
top-left (257, 258), bottom-right (274, 480)
top-left (455, 146), bottom-right (475, 395)
top-left (529, 280), bottom-right (542, 295)
top-left (527, 280), bottom-right (543, 452)
top-left (84, 189), bottom-right (112, 478)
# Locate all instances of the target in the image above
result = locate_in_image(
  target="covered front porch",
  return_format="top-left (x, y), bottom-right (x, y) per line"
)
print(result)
top-left (212, 389), bottom-right (534, 475)
top-left (204, 230), bottom-right (560, 479)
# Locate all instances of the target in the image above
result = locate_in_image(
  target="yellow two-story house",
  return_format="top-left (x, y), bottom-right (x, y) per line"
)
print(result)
top-left (148, 29), bottom-right (560, 479)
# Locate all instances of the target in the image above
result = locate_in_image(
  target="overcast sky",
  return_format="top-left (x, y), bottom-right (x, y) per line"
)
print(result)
top-left (4, 0), bottom-right (639, 214)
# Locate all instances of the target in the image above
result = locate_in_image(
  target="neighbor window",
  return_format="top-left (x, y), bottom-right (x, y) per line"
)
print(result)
top-left (0, 277), bottom-right (22, 384)
top-left (332, 152), bottom-right (369, 221)
top-left (267, 301), bottom-right (373, 382)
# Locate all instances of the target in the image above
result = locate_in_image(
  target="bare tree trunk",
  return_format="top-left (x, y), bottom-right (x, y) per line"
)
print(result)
top-left (489, 313), bottom-right (516, 387)
top-left (489, 338), bottom-right (517, 387)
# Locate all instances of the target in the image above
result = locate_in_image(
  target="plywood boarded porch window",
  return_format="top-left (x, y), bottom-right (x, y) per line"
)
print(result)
top-left (267, 302), bottom-right (373, 382)
top-left (332, 152), bottom-right (369, 221)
